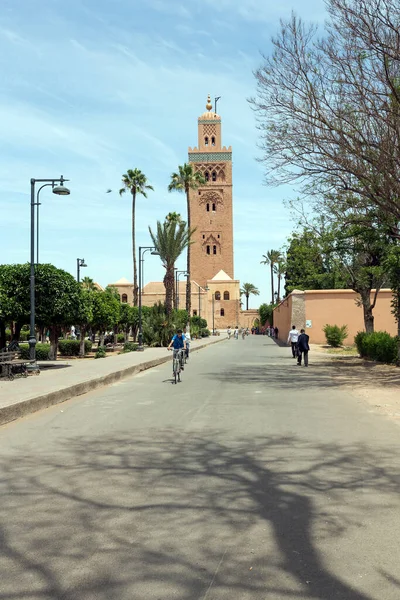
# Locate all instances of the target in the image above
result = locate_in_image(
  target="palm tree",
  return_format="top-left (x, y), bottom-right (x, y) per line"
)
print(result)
top-left (119, 169), bottom-right (154, 307)
top-left (274, 257), bottom-right (286, 303)
top-left (81, 276), bottom-right (96, 291)
top-left (168, 163), bottom-right (205, 315)
top-left (165, 211), bottom-right (184, 225)
top-left (240, 283), bottom-right (260, 310)
top-left (261, 250), bottom-right (282, 304)
top-left (149, 220), bottom-right (193, 315)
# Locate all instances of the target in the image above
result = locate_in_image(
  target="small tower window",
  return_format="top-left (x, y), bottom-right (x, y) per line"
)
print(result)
top-left (211, 136), bottom-right (215, 146)
top-left (217, 234), bottom-right (220, 238)
top-left (205, 136), bottom-right (209, 146)
top-left (215, 291), bottom-right (221, 300)
top-left (193, 310), bottom-right (197, 316)
top-left (212, 203), bottom-right (216, 212)
top-left (224, 291), bottom-right (230, 300)
top-left (205, 171), bottom-right (210, 182)
top-left (206, 245), bottom-right (210, 255)
top-left (220, 308), bottom-right (225, 317)
top-left (206, 203), bottom-right (210, 212)
top-left (213, 245), bottom-right (217, 255)
top-left (202, 234), bottom-right (205, 239)
top-left (212, 171), bottom-right (217, 182)
top-left (122, 293), bottom-right (128, 303)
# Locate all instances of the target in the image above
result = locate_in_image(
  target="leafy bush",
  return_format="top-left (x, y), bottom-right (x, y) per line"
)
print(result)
top-left (19, 343), bottom-right (50, 360)
top-left (143, 302), bottom-right (175, 347)
top-left (58, 339), bottom-right (93, 356)
top-left (355, 331), bottom-right (398, 364)
top-left (200, 328), bottom-right (211, 337)
top-left (323, 324), bottom-right (348, 347)
top-left (173, 309), bottom-right (189, 330)
top-left (122, 342), bottom-right (138, 353)
top-left (117, 333), bottom-right (125, 343)
top-left (95, 346), bottom-right (107, 359)
top-left (190, 315), bottom-right (207, 329)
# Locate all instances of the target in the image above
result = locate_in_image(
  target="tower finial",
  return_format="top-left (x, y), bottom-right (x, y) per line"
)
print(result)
top-left (206, 94), bottom-right (213, 111)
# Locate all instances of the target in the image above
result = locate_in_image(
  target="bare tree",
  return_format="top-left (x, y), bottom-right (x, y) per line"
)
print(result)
top-left (250, 0), bottom-right (400, 231)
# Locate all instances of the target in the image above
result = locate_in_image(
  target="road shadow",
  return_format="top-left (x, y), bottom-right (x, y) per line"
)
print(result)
top-left (0, 431), bottom-right (400, 599)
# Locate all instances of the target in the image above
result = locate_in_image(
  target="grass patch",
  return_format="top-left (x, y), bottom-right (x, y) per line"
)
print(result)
top-left (326, 346), bottom-right (358, 355)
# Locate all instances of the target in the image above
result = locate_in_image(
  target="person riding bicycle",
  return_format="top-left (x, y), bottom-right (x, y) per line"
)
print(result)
top-left (183, 327), bottom-right (190, 359)
top-left (168, 329), bottom-right (187, 369)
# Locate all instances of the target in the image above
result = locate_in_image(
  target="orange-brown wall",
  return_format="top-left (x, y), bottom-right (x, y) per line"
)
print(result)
top-left (273, 289), bottom-right (397, 345)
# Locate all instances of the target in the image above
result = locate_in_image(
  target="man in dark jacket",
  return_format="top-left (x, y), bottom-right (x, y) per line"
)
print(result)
top-left (297, 329), bottom-right (310, 367)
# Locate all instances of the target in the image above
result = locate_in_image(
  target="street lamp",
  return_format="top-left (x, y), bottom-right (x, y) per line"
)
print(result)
top-left (191, 281), bottom-right (208, 320)
top-left (138, 246), bottom-right (159, 351)
top-left (175, 270), bottom-right (188, 310)
top-left (28, 176), bottom-right (70, 372)
top-left (77, 258), bottom-right (87, 282)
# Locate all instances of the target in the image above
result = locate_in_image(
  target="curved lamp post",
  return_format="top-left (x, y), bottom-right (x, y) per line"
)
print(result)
top-left (138, 246), bottom-right (159, 351)
top-left (28, 176), bottom-right (70, 372)
top-left (77, 258), bottom-right (87, 282)
top-left (175, 270), bottom-right (188, 310)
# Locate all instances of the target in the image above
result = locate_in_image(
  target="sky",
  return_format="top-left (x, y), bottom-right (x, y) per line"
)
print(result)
top-left (0, 0), bottom-right (327, 309)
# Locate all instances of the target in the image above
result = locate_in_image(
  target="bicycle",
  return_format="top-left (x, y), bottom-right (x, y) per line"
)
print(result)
top-left (171, 348), bottom-right (184, 384)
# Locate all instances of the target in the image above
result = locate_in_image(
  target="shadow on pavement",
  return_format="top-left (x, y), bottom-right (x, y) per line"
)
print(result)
top-left (0, 431), bottom-right (399, 599)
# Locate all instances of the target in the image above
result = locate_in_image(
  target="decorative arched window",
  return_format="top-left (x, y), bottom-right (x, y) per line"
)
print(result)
top-left (206, 203), bottom-right (210, 212)
top-left (220, 308), bottom-right (225, 316)
top-left (215, 291), bottom-right (221, 300)
top-left (212, 203), bottom-right (216, 212)
top-left (213, 245), bottom-right (217, 255)
top-left (205, 136), bottom-right (209, 146)
top-left (212, 171), bottom-right (217, 181)
top-left (211, 136), bottom-right (215, 146)
top-left (206, 245), bottom-right (210, 255)
top-left (224, 291), bottom-right (230, 300)
top-left (121, 293), bottom-right (128, 303)
top-left (205, 171), bottom-right (210, 182)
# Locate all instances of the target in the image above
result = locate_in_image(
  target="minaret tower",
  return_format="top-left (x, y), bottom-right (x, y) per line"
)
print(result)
top-left (188, 95), bottom-right (234, 288)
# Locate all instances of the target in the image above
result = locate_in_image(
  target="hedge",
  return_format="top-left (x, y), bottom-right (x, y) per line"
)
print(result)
top-left (355, 331), bottom-right (398, 364)
top-left (122, 342), bottom-right (138, 353)
top-left (58, 339), bottom-right (93, 356)
top-left (19, 343), bottom-right (51, 361)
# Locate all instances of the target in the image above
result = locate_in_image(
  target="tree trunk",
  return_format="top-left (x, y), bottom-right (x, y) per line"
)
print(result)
top-left (48, 326), bottom-right (59, 360)
top-left (359, 289), bottom-right (374, 333)
top-left (79, 326), bottom-right (87, 357)
top-left (99, 332), bottom-right (105, 347)
top-left (270, 264), bottom-right (275, 304)
top-left (186, 187), bottom-right (191, 316)
top-left (246, 294), bottom-right (249, 310)
top-left (277, 273), bottom-right (281, 303)
top-left (132, 190), bottom-right (138, 307)
top-left (164, 268), bottom-right (174, 315)
top-left (0, 321), bottom-right (6, 350)
top-left (13, 323), bottom-right (22, 341)
top-left (397, 289), bottom-right (400, 365)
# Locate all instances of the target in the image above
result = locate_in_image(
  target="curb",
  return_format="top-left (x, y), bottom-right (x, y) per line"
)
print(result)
top-left (0, 336), bottom-right (226, 427)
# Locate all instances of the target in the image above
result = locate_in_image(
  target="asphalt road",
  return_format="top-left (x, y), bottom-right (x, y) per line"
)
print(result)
top-left (1, 337), bottom-right (400, 600)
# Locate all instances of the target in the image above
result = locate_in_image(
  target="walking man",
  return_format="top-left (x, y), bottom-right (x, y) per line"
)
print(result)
top-left (297, 328), bottom-right (310, 367)
top-left (287, 325), bottom-right (299, 358)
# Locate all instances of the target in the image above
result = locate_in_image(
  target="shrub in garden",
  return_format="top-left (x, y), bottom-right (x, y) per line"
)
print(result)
top-left (19, 343), bottom-right (50, 360)
top-left (323, 324), bottom-right (348, 347)
top-left (122, 342), bottom-right (138, 353)
top-left (200, 328), bottom-right (211, 337)
top-left (95, 346), bottom-right (107, 359)
top-left (355, 331), bottom-right (398, 364)
top-left (117, 333), bottom-right (125, 343)
top-left (58, 339), bottom-right (93, 356)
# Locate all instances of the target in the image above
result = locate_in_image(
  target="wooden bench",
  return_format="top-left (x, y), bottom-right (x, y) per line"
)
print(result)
top-left (0, 350), bottom-right (30, 380)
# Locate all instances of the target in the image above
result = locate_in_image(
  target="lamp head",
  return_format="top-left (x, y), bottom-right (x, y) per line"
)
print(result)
top-left (151, 250), bottom-right (160, 256)
top-left (53, 180), bottom-right (70, 196)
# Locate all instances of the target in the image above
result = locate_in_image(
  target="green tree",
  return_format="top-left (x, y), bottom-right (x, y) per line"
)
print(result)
top-left (165, 212), bottom-right (184, 225)
top-left (274, 258), bottom-right (286, 303)
top-left (168, 163), bottom-right (205, 315)
top-left (261, 250), bottom-right (281, 303)
top-left (258, 303), bottom-right (273, 327)
top-left (149, 220), bottom-right (193, 315)
top-left (91, 288), bottom-right (121, 346)
top-left (240, 283), bottom-right (260, 310)
top-left (119, 169), bottom-right (154, 307)
top-left (81, 276), bottom-right (96, 291)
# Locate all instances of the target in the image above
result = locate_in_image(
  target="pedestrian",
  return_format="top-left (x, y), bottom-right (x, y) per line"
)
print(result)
top-left (274, 326), bottom-right (279, 340)
top-left (287, 325), bottom-right (299, 358)
top-left (227, 327), bottom-right (232, 339)
top-left (70, 325), bottom-right (76, 340)
top-left (234, 327), bottom-right (239, 339)
top-left (297, 328), bottom-right (310, 367)
top-left (183, 327), bottom-right (191, 360)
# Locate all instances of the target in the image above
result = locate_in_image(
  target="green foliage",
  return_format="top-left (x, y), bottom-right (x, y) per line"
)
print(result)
top-left (259, 303), bottom-right (274, 326)
top-left (119, 169), bottom-right (154, 199)
top-left (19, 343), bottom-right (50, 361)
top-left (173, 309), bottom-right (189, 330)
top-left (200, 328), bottom-right (211, 337)
top-left (58, 339), bottom-right (93, 356)
top-left (168, 163), bottom-right (206, 194)
top-left (5, 329), bottom-right (29, 342)
top-left (142, 302), bottom-right (175, 347)
top-left (323, 324), bottom-right (348, 347)
top-left (240, 283), bottom-right (260, 310)
top-left (95, 346), bottom-right (107, 359)
top-left (91, 288), bottom-right (120, 332)
top-left (355, 331), bottom-right (398, 364)
top-left (117, 333), bottom-right (125, 343)
top-left (122, 342), bottom-right (138, 353)
top-left (190, 315), bottom-right (207, 329)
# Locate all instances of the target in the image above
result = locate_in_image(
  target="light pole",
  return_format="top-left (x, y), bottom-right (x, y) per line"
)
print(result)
top-left (212, 292), bottom-right (215, 334)
top-left (175, 270), bottom-right (188, 310)
top-left (29, 176), bottom-right (70, 371)
top-left (191, 281), bottom-right (208, 320)
top-left (35, 183), bottom-right (54, 264)
top-left (138, 246), bottom-right (159, 351)
top-left (77, 258), bottom-right (87, 282)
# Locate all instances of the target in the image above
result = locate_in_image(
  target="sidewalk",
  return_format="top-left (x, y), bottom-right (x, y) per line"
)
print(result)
top-left (0, 336), bottom-right (226, 426)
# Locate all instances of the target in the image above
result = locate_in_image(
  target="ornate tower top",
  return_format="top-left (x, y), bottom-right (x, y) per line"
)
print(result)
top-left (206, 94), bottom-right (213, 111)
top-left (198, 94), bottom-right (220, 121)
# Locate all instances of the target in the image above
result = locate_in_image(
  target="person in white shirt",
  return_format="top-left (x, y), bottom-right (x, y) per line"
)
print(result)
top-left (234, 328), bottom-right (239, 339)
top-left (183, 328), bottom-right (191, 360)
top-left (227, 327), bottom-right (232, 339)
top-left (287, 325), bottom-right (299, 358)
